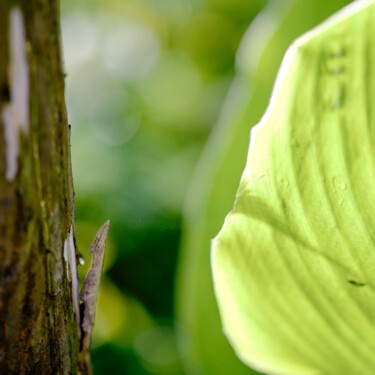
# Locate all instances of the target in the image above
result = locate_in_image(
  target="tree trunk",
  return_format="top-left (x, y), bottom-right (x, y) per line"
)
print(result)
top-left (0, 0), bottom-right (81, 373)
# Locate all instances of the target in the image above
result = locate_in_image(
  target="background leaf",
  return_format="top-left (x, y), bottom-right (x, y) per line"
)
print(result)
top-left (176, 0), bottom-right (352, 374)
top-left (212, 1), bottom-right (375, 374)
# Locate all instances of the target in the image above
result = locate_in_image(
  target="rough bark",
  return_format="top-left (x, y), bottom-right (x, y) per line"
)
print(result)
top-left (0, 0), bottom-right (81, 373)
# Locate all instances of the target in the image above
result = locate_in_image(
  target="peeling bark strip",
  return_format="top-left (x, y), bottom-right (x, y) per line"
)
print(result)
top-left (64, 225), bottom-right (81, 331)
top-left (78, 221), bottom-right (110, 375)
top-left (0, 1), bottom-right (82, 373)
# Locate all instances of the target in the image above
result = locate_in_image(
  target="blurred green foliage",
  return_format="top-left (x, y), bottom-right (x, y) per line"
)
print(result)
top-left (60, 0), bottom-right (351, 374)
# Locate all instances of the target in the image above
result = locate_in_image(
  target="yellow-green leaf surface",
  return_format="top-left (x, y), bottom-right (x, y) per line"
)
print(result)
top-left (176, 0), bottom-right (351, 374)
top-left (212, 1), bottom-right (375, 374)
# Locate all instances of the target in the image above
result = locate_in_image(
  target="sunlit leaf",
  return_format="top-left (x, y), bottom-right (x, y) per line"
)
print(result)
top-left (212, 1), bottom-right (375, 374)
top-left (176, 0), bottom-right (352, 374)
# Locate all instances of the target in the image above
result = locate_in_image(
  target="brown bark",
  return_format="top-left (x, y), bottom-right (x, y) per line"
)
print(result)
top-left (0, 0), bottom-right (80, 373)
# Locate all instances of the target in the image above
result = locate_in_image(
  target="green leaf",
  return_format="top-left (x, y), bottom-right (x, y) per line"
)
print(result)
top-left (176, 0), bottom-right (352, 374)
top-left (212, 1), bottom-right (375, 374)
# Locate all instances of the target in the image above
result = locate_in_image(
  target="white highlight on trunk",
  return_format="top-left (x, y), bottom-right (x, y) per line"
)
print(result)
top-left (63, 225), bottom-right (81, 330)
top-left (2, 7), bottom-right (29, 181)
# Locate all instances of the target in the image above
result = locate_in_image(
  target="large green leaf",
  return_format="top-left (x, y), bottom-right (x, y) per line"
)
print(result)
top-left (212, 1), bottom-right (375, 374)
top-left (176, 0), bottom-right (352, 374)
